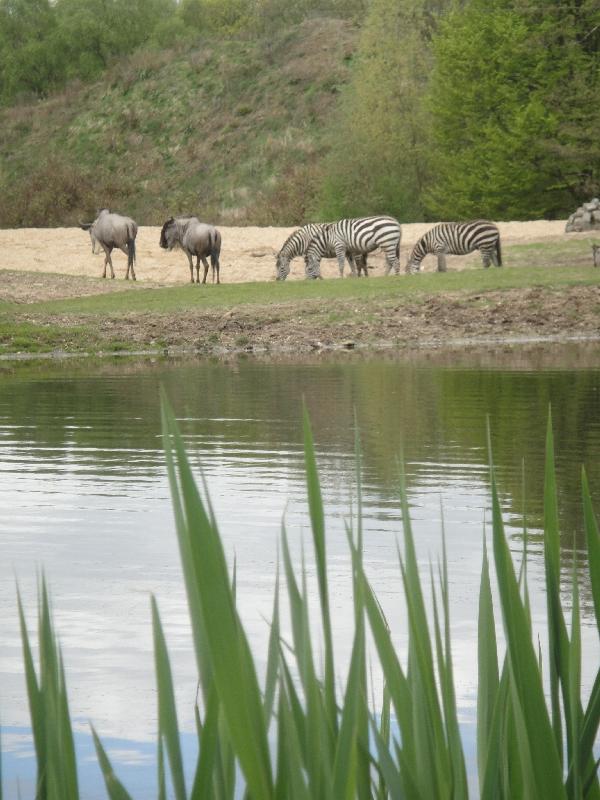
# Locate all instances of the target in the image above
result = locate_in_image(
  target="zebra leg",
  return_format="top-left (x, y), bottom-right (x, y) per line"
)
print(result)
top-left (346, 252), bottom-right (358, 277)
top-left (437, 253), bottom-right (447, 273)
top-left (306, 256), bottom-right (321, 279)
top-left (335, 243), bottom-right (347, 277)
top-left (482, 251), bottom-right (492, 269)
top-left (384, 247), bottom-right (400, 276)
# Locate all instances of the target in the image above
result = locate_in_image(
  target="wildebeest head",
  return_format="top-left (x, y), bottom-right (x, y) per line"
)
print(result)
top-left (159, 217), bottom-right (177, 250)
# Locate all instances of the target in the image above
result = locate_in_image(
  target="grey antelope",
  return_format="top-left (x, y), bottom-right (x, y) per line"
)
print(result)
top-left (275, 223), bottom-right (368, 281)
top-left (305, 216), bottom-right (402, 279)
top-left (79, 208), bottom-right (137, 280)
top-left (160, 216), bottom-right (222, 284)
top-left (406, 221), bottom-right (502, 274)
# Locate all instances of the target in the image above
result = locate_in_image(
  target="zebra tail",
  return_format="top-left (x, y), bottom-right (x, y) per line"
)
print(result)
top-left (496, 236), bottom-right (502, 267)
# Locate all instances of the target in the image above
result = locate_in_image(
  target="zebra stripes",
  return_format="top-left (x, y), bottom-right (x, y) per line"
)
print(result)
top-left (305, 216), bottom-right (402, 278)
top-left (275, 223), bottom-right (368, 280)
top-left (406, 220), bottom-right (502, 274)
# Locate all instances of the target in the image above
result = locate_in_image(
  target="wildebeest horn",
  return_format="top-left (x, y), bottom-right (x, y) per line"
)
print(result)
top-left (79, 220), bottom-right (93, 230)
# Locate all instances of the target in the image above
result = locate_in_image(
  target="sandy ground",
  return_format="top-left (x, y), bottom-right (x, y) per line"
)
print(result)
top-left (0, 220), bottom-right (587, 292)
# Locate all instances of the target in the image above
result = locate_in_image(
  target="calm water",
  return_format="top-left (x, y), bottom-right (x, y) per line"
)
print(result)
top-left (1, 345), bottom-right (599, 798)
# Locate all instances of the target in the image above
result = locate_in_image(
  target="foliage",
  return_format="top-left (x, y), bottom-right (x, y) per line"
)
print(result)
top-left (3, 399), bottom-right (600, 798)
top-left (425, 0), bottom-right (600, 220)
top-left (0, 0), bottom-right (177, 103)
top-left (0, 0), bottom-right (365, 105)
top-left (317, 0), bottom-right (443, 222)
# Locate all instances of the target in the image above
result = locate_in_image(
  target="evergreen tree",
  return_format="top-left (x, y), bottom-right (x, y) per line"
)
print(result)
top-left (317, 0), bottom-right (442, 222)
top-left (426, 0), bottom-right (600, 220)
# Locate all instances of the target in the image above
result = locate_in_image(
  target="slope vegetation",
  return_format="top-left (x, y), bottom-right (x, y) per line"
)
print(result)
top-left (0, 18), bottom-right (357, 228)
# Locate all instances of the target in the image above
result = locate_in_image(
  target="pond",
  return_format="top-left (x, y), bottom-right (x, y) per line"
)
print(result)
top-left (1, 344), bottom-right (599, 798)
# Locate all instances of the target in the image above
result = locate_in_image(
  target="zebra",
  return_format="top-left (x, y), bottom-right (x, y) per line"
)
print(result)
top-left (406, 220), bottom-right (502, 274)
top-left (275, 223), bottom-right (368, 280)
top-left (305, 216), bottom-right (402, 279)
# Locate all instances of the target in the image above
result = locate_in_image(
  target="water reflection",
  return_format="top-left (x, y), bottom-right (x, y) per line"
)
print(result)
top-left (0, 345), bottom-right (599, 797)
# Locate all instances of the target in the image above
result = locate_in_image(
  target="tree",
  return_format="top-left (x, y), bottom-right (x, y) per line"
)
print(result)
top-left (426, 0), bottom-right (600, 220)
top-left (0, 0), bottom-right (64, 101)
top-left (317, 0), bottom-right (444, 222)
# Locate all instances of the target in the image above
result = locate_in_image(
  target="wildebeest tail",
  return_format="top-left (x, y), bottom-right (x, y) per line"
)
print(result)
top-left (210, 229), bottom-right (222, 268)
top-left (127, 224), bottom-right (136, 270)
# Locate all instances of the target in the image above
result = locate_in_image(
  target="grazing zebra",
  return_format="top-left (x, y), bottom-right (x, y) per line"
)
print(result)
top-left (406, 221), bottom-right (502, 274)
top-left (276, 223), bottom-right (368, 280)
top-left (305, 216), bottom-right (402, 278)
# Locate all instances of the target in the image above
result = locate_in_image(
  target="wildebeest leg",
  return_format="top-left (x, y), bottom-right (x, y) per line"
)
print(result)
top-left (186, 252), bottom-right (195, 283)
top-left (437, 253), bottom-right (447, 273)
top-left (101, 244), bottom-right (115, 279)
top-left (200, 256), bottom-right (210, 284)
top-left (196, 256), bottom-right (201, 284)
top-left (118, 244), bottom-right (133, 279)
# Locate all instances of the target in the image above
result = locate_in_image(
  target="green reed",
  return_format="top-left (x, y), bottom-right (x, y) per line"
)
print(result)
top-left (5, 395), bottom-right (600, 799)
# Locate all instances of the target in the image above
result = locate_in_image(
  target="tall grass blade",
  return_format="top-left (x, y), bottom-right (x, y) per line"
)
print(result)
top-left (477, 535), bottom-right (499, 794)
top-left (160, 393), bottom-right (213, 702)
top-left (489, 447), bottom-right (566, 797)
top-left (568, 555), bottom-right (582, 800)
top-left (332, 621), bottom-right (364, 799)
top-left (275, 686), bottom-right (311, 800)
top-left (369, 715), bottom-right (405, 799)
top-left (91, 726), bottom-right (134, 800)
top-left (16, 588), bottom-right (45, 795)
top-left (582, 467), bottom-right (600, 630)
top-left (302, 404), bottom-right (337, 733)
top-left (151, 595), bottom-right (187, 800)
top-left (161, 393), bottom-right (273, 799)
top-left (263, 560), bottom-right (280, 724)
top-left (157, 737), bottom-right (166, 800)
top-left (190, 685), bottom-right (221, 800)
top-left (543, 413), bottom-right (568, 761)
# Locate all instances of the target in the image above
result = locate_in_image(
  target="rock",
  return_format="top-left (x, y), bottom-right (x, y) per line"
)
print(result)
top-left (566, 199), bottom-right (600, 232)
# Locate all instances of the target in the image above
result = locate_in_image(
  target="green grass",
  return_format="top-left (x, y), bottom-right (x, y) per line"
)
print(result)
top-left (4, 400), bottom-right (600, 798)
top-left (0, 320), bottom-right (95, 353)
top-left (4, 264), bottom-right (599, 319)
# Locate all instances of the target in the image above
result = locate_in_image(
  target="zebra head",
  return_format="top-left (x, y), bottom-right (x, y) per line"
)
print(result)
top-left (275, 253), bottom-right (290, 281)
top-left (405, 245), bottom-right (424, 274)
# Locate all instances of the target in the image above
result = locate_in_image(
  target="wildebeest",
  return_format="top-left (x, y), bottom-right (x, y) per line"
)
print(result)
top-left (79, 208), bottom-right (137, 280)
top-left (159, 216), bottom-right (222, 284)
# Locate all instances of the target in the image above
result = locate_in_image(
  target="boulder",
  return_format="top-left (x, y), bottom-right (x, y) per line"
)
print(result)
top-left (566, 198), bottom-right (600, 232)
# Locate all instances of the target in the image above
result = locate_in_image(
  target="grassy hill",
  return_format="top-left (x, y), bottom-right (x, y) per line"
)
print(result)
top-left (0, 17), bottom-right (357, 228)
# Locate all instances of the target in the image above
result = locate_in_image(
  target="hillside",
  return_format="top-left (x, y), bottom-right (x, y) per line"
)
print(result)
top-left (0, 18), bottom-right (357, 228)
